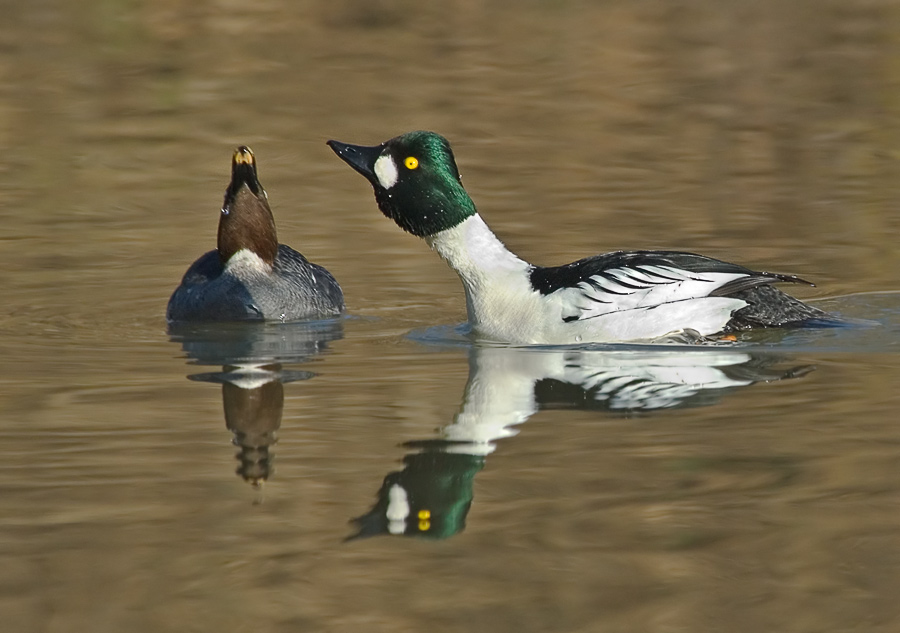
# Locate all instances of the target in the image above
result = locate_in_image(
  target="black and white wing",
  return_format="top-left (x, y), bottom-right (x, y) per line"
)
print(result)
top-left (529, 250), bottom-right (813, 324)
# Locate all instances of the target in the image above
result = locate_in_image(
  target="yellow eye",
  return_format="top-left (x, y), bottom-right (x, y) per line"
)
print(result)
top-left (404, 156), bottom-right (419, 170)
top-left (417, 509), bottom-right (431, 531)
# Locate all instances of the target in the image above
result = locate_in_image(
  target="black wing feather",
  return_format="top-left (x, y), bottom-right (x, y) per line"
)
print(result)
top-left (530, 250), bottom-right (813, 296)
top-left (530, 251), bottom-right (753, 295)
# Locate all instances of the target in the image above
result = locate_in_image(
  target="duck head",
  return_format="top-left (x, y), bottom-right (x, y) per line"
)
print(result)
top-left (217, 146), bottom-right (279, 266)
top-left (328, 131), bottom-right (477, 238)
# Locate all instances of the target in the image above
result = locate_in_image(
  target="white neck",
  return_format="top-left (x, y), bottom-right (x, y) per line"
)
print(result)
top-left (426, 214), bottom-right (528, 282)
top-left (425, 214), bottom-right (535, 336)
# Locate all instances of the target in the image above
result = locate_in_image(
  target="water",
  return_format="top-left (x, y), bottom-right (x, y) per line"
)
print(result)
top-left (2, 1), bottom-right (900, 631)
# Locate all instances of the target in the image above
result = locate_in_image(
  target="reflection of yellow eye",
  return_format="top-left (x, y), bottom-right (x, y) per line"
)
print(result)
top-left (404, 156), bottom-right (419, 170)
top-left (418, 519), bottom-right (431, 531)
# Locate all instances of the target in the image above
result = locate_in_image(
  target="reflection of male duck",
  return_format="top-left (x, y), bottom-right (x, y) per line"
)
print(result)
top-left (170, 320), bottom-right (342, 486)
top-left (349, 446), bottom-right (485, 540)
top-left (349, 345), bottom-right (812, 540)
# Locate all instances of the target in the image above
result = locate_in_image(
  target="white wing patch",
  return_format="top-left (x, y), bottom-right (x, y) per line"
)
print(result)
top-left (557, 264), bottom-right (748, 322)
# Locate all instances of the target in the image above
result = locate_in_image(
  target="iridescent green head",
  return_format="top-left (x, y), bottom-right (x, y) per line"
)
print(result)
top-left (328, 131), bottom-right (477, 237)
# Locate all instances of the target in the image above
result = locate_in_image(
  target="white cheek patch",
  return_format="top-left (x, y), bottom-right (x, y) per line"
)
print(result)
top-left (386, 484), bottom-right (410, 534)
top-left (374, 154), bottom-right (398, 189)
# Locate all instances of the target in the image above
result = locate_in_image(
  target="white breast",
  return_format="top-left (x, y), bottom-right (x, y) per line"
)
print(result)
top-left (223, 248), bottom-right (272, 277)
top-left (425, 216), bottom-right (748, 344)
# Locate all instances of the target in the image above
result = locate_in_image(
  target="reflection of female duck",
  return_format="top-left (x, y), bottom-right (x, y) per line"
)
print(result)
top-left (349, 345), bottom-right (812, 540)
top-left (194, 369), bottom-right (288, 486)
top-left (168, 147), bottom-right (343, 323)
top-left (172, 320), bottom-right (343, 486)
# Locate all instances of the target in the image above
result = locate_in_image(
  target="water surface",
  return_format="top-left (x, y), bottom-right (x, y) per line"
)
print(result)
top-left (2, 1), bottom-right (900, 631)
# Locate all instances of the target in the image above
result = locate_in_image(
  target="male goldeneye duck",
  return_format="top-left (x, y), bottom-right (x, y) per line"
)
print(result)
top-left (328, 131), bottom-right (837, 344)
top-left (167, 146), bottom-right (344, 323)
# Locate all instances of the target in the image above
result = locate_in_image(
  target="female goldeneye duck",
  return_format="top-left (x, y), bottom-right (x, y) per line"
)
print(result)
top-left (327, 130), bottom-right (838, 344)
top-left (166, 146), bottom-right (344, 323)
